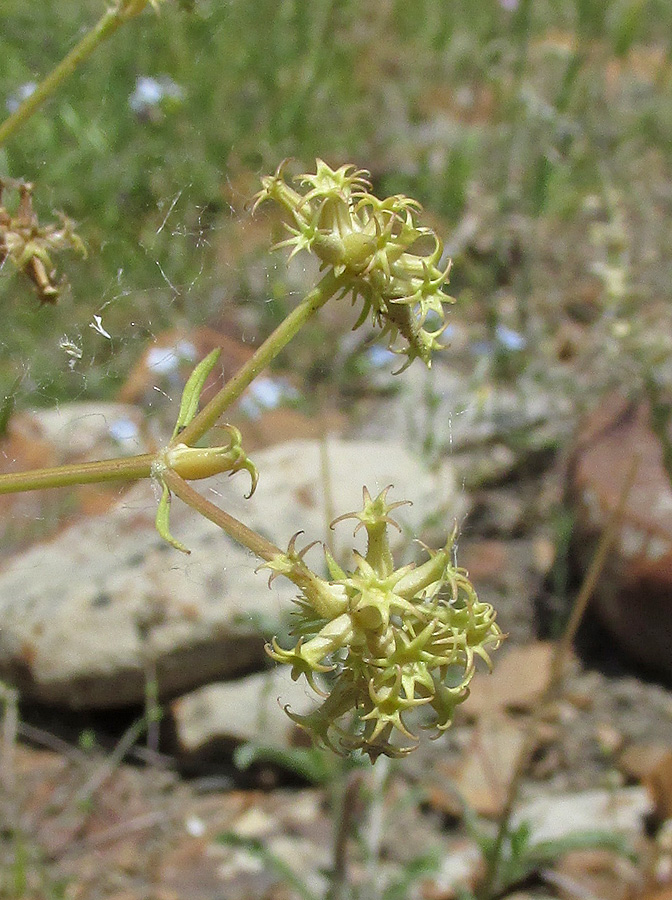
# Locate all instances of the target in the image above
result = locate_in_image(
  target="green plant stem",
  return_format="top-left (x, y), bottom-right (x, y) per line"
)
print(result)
top-left (478, 456), bottom-right (638, 899)
top-left (363, 755), bottom-right (390, 900)
top-left (1, 683), bottom-right (19, 800)
top-left (326, 767), bottom-right (363, 900)
top-left (177, 268), bottom-right (345, 447)
top-left (162, 468), bottom-right (281, 562)
top-left (0, 453), bottom-right (155, 495)
top-left (0, 3), bottom-right (147, 148)
top-left (163, 470), bottom-right (336, 613)
top-left (0, 271), bottom-right (344, 496)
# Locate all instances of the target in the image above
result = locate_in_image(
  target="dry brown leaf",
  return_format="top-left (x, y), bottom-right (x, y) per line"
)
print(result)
top-left (619, 744), bottom-right (670, 783)
top-left (463, 642), bottom-right (553, 718)
top-left (459, 539), bottom-right (508, 583)
top-left (552, 848), bottom-right (639, 900)
top-left (231, 405), bottom-right (346, 450)
top-left (643, 751), bottom-right (672, 823)
top-left (429, 715), bottom-right (528, 819)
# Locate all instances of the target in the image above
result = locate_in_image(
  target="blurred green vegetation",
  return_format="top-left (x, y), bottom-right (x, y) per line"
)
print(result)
top-left (1, 0), bottom-right (672, 406)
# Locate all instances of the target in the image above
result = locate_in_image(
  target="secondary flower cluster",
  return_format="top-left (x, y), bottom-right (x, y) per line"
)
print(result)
top-left (0, 178), bottom-right (85, 303)
top-left (265, 488), bottom-right (502, 760)
top-left (254, 159), bottom-right (454, 371)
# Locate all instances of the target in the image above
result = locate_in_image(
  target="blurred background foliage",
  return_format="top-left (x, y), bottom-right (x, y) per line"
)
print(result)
top-left (1, 0), bottom-right (672, 408)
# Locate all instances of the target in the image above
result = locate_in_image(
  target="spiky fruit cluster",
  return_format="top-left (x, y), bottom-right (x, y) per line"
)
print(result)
top-left (0, 179), bottom-right (85, 303)
top-left (253, 159), bottom-right (454, 371)
top-left (265, 488), bottom-right (502, 760)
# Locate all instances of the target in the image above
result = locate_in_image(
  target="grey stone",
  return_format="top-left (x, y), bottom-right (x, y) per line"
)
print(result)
top-left (27, 401), bottom-right (147, 460)
top-left (355, 362), bottom-right (574, 484)
top-left (172, 667), bottom-right (315, 758)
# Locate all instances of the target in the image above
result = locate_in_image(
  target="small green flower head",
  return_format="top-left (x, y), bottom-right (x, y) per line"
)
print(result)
top-left (253, 160), bottom-right (455, 371)
top-left (265, 487), bottom-right (503, 761)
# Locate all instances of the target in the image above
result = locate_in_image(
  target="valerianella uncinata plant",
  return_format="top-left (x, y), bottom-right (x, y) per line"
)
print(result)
top-left (253, 159), bottom-right (453, 371)
top-left (0, 157), bottom-right (502, 762)
top-left (265, 487), bottom-right (503, 761)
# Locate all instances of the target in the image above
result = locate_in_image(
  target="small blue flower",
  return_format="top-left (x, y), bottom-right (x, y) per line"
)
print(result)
top-left (129, 76), bottom-right (184, 114)
top-left (239, 375), bottom-right (300, 419)
top-left (109, 418), bottom-right (140, 445)
top-left (495, 324), bottom-right (527, 351)
top-left (365, 345), bottom-right (397, 369)
top-left (6, 82), bottom-right (37, 114)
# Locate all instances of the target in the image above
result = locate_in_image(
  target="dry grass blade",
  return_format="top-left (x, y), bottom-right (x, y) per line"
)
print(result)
top-left (479, 453), bottom-right (640, 899)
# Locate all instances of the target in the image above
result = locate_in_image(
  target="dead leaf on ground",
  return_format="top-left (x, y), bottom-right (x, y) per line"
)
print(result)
top-left (462, 642), bottom-right (553, 718)
top-left (619, 743), bottom-right (672, 825)
top-left (633, 891), bottom-right (672, 900)
top-left (619, 744), bottom-right (670, 783)
top-left (642, 751), bottom-right (672, 824)
top-left (427, 715), bottom-right (529, 819)
top-left (230, 405), bottom-right (346, 450)
top-left (551, 848), bottom-right (639, 900)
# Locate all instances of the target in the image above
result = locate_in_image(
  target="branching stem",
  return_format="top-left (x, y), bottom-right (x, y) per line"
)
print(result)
top-left (177, 268), bottom-right (344, 446)
top-left (0, 270), bottom-right (344, 496)
top-left (0, 453), bottom-right (155, 494)
top-left (162, 468), bottom-right (281, 562)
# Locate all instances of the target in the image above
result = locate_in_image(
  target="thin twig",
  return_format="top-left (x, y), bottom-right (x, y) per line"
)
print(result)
top-left (320, 434), bottom-right (336, 554)
top-left (363, 756), bottom-right (391, 900)
top-left (0, 3), bottom-right (150, 148)
top-left (177, 269), bottom-right (344, 447)
top-left (1, 683), bottom-right (20, 837)
top-left (62, 810), bottom-right (167, 856)
top-left (70, 716), bottom-right (148, 809)
top-left (17, 721), bottom-right (89, 765)
top-left (41, 716), bottom-right (150, 858)
top-left (144, 655), bottom-right (161, 755)
top-left (1, 684), bottom-right (19, 795)
top-left (479, 454), bottom-right (639, 898)
top-left (327, 768), bottom-right (363, 900)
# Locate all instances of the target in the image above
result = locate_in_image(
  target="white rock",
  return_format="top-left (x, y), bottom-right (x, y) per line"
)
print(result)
top-left (512, 785), bottom-right (652, 843)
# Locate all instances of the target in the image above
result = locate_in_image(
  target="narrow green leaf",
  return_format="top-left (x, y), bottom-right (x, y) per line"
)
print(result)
top-left (612, 0), bottom-right (647, 58)
top-left (155, 482), bottom-right (190, 553)
top-left (509, 820), bottom-right (532, 861)
top-left (233, 741), bottom-right (335, 784)
top-left (171, 348), bottom-right (221, 441)
top-left (499, 827), bottom-right (636, 891)
top-left (527, 830), bottom-right (636, 866)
